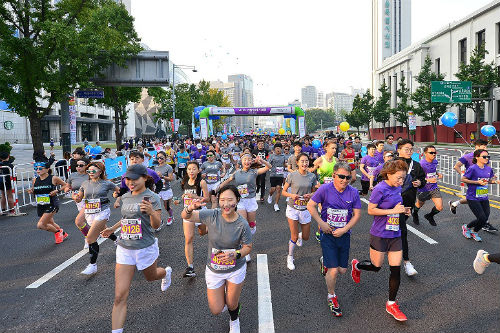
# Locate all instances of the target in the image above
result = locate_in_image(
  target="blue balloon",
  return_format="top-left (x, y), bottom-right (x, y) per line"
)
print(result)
top-left (411, 152), bottom-right (421, 162)
top-left (441, 111), bottom-right (458, 128)
top-left (361, 146), bottom-right (367, 157)
top-left (269, 132), bottom-right (275, 137)
top-left (221, 134), bottom-right (227, 140)
top-left (312, 139), bottom-right (322, 149)
top-left (195, 126), bottom-right (200, 133)
top-left (194, 106), bottom-right (205, 120)
top-left (481, 125), bottom-right (496, 137)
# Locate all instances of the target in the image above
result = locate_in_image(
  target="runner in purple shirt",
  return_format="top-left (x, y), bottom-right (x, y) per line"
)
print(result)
top-left (461, 149), bottom-right (500, 241)
top-left (351, 159), bottom-right (410, 322)
top-left (359, 144), bottom-right (380, 195)
top-left (307, 162), bottom-right (361, 318)
top-left (412, 145), bottom-right (443, 226)
top-left (373, 141), bottom-right (385, 164)
top-left (191, 144), bottom-right (207, 164)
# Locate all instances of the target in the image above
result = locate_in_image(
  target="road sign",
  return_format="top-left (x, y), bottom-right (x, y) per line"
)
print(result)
top-left (431, 81), bottom-right (471, 103)
top-left (76, 90), bottom-right (104, 99)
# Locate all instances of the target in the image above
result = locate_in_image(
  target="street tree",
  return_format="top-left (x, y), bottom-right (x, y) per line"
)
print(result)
top-left (0, 0), bottom-right (141, 153)
top-left (305, 109), bottom-right (336, 133)
top-left (343, 109), bottom-right (363, 135)
top-left (412, 55), bottom-right (447, 143)
top-left (373, 81), bottom-right (391, 137)
top-left (392, 75), bottom-right (413, 139)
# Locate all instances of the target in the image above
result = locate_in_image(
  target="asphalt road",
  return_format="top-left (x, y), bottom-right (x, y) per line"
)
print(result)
top-left (0, 176), bottom-right (498, 333)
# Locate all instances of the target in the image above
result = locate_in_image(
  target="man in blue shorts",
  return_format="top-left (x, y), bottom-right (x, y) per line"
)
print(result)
top-left (307, 162), bottom-right (361, 317)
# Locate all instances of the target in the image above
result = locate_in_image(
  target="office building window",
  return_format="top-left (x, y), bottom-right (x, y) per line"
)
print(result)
top-left (435, 58), bottom-right (441, 75)
top-left (477, 29), bottom-right (486, 57)
top-left (496, 101), bottom-right (500, 122)
top-left (479, 103), bottom-right (485, 123)
top-left (497, 23), bottom-right (500, 54)
top-left (459, 38), bottom-right (467, 64)
top-left (458, 106), bottom-right (467, 123)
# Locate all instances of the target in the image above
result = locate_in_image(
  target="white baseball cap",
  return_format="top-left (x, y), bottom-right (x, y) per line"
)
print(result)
top-left (196, 143), bottom-right (202, 149)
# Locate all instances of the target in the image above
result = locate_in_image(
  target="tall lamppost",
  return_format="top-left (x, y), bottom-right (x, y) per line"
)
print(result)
top-left (172, 64), bottom-right (197, 133)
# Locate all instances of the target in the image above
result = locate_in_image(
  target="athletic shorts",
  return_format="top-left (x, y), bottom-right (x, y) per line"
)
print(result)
top-left (85, 207), bottom-right (111, 224)
top-left (285, 205), bottom-right (311, 224)
top-left (270, 176), bottom-right (284, 188)
top-left (205, 263), bottom-right (247, 289)
top-left (116, 238), bottom-right (159, 271)
top-left (237, 197), bottom-right (258, 212)
top-left (207, 182), bottom-right (221, 195)
top-left (37, 204), bottom-right (59, 217)
top-left (76, 200), bottom-right (85, 211)
top-left (320, 233), bottom-right (350, 268)
top-left (369, 235), bottom-right (402, 252)
top-left (417, 188), bottom-right (442, 202)
top-left (159, 189), bottom-right (173, 200)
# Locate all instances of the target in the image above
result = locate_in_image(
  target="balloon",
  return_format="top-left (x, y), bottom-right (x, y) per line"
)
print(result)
top-left (481, 125), bottom-right (496, 137)
top-left (195, 127), bottom-right (200, 133)
top-left (269, 132), bottom-right (275, 137)
top-left (361, 146), bottom-right (367, 157)
top-left (312, 139), bottom-right (322, 149)
top-left (339, 122), bottom-right (350, 132)
top-left (229, 135), bottom-right (234, 139)
top-left (278, 128), bottom-right (285, 135)
top-left (221, 134), bottom-right (227, 140)
top-left (440, 111), bottom-right (458, 128)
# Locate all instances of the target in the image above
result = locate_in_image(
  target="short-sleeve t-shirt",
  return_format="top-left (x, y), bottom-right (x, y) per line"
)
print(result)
top-left (117, 189), bottom-right (162, 250)
top-left (79, 179), bottom-right (116, 210)
top-left (287, 154), bottom-right (299, 171)
top-left (360, 155), bottom-right (380, 181)
top-left (176, 152), bottom-right (190, 167)
top-left (310, 183), bottom-right (361, 234)
top-left (67, 172), bottom-right (88, 192)
top-left (459, 152), bottom-right (474, 170)
top-left (374, 151), bottom-right (384, 164)
top-left (199, 209), bottom-right (252, 273)
top-left (154, 164), bottom-right (173, 191)
top-left (232, 169), bottom-right (258, 198)
top-left (368, 181), bottom-right (403, 238)
top-left (201, 161), bottom-right (223, 184)
top-left (268, 154), bottom-right (286, 177)
top-left (419, 159), bottom-right (438, 192)
top-left (464, 164), bottom-right (494, 201)
top-left (285, 171), bottom-right (318, 210)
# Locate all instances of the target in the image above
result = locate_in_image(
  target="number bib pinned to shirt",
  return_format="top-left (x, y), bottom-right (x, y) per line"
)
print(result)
top-left (121, 218), bottom-right (143, 240)
top-left (210, 248), bottom-right (236, 271)
top-left (366, 166), bottom-right (377, 176)
top-left (327, 208), bottom-right (348, 228)
top-left (293, 196), bottom-right (308, 210)
top-left (36, 194), bottom-right (51, 205)
top-left (347, 158), bottom-right (355, 164)
top-left (237, 184), bottom-right (249, 198)
top-left (323, 177), bottom-right (333, 184)
top-left (207, 173), bottom-right (219, 182)
top-left (196, 158), bottom-right (202, 164)
top-left (476, 181), bottom-right (489, 198)
top-left (385, 214), bottom-right (400, 231)
top-left (222, 154), bottom-right (229, 160)
top-left (276, 167), bottom-right (284, 175)
top-left (84, 198), bottom-right (101, 214)
top-left (178, 163), bottom-right (186, 169)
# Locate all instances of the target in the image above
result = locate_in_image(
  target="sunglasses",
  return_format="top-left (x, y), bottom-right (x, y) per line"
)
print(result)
top-left (206, 154), bottom-right (214, 157)
top-left (34, 167), bottom-right (45, 171)
top-left (157, 157), bottom-right (165, 160)
top-left (76, 164), bottom-right (86, 167)
top-left (86, 169), bottom-right (100, 174)
top-left (427, 152), bottom-right (437, 155)
top-left (336, 174), bottom-right (352, 180)
top-left (481, 155), bottom-right (491, 159)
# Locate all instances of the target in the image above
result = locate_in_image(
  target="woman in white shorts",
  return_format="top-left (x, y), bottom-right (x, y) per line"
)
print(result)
top-left (101, 164), bottom-right (172, 333)
top-left (201, 150), bottom-right (226, 208)
top-left (155, 151), bottom-right (175, 226)
top-left (182, 184), bottom-right (252, 333)
top-left (74, 161), bottom-right (120, 275)
top-left (281, 153), bottom-right (319, 270)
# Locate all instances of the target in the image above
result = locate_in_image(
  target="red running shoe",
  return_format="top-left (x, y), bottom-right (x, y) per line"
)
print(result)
top-left (351, 259), bottom-right (360, 283)
top-left (55, 229), bottom-right (68, 244)
top-left (386, 301), bottom-right (407, 321)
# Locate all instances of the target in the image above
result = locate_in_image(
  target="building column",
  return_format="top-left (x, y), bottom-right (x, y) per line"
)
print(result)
top-left (95, 124), bottom-right (100, 142)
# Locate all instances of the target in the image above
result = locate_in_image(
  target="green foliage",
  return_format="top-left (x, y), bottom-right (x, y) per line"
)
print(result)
top-left (305, 109), bottom-right (337, 133)
top-left (373, 81), bottom-right (391, 135)
top-left (392, 75), bottom-right (413, 138)
top-left (0, 142), bottom-right (12, 154)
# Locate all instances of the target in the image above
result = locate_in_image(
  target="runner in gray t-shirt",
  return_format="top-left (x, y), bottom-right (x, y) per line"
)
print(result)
top-left (284, 171), bottom-right (318, 210)
top-left (79, 179), bottom-right (117, 211)
top-left (155, 151), bottom-right (175, 227)
top-left (267, 144), bottom-right (287, 211)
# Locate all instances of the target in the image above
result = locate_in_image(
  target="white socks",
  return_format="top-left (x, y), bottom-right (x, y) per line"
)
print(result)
top-left (452, 201), bottom-right (460, 207)
top-left (328, 293), bottom-right (336, 299)
top-left (288, 239), bottom-right (296, 256)
top-left (112, 329), bottom-right (123, 333)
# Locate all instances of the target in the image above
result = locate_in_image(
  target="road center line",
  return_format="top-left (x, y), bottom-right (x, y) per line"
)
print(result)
top-left (257, 254), bottom-right (275, 333)
top-left (360, 198), bottom-right (438, 245)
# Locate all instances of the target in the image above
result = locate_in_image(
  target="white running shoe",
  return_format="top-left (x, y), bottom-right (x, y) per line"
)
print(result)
top-left (250, 226), bottom-right (256, 235)
top-left (161, 266), bottom-right (172, 291)
top-left (229, 318), bottom-right (240, 333)
top-left (274, 204), bottom-right (280, 211)
top-left (222, 304), bottom-right (228, 313)
top-left (84, 239), bottom-right (89, 249)
top-left (245, 254), bottom-right (251, 262)
top-left (256, 193), bottom-right (261, 201)
top-left (267, 195), bottom-right (273, 204)
top-left (473, 250), bottom-right (490, 274)
top-left (166, 216), bottom-right (173, 226)
top-left (404, 262), bottom-right (418, 276)
top-left (287, 255), bottom-right (295, 270)
top-left (296, 232), bottom-right (303, 247)
top-left (81, 263), bottom-right (97, 275)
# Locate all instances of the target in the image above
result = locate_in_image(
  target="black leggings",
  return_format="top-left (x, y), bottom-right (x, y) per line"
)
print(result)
top-left (357, 260), bottom-right (400, 302)
top-left (256, 173), bottom-right (266, 197)
top-left (467, 199), bottom-right (490, 232)
top-left (399, 213), bottom-right (409, 261)
top-left (488, 253), bottom-right (500, 264)
top-left (178, 167), bottom-right (186, 180)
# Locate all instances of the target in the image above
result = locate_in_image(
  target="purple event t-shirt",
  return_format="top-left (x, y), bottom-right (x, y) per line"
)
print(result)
top-left (360, 155), bottom-right (380, 181)
top-left (368, 181), bottom-right (403, 238)
top-left (191, 151), bottom-right (206, 164)
top-left (463, 164), bottom-right (494, 201)
top-left (419, 158), bottom-right (439, 192)
top-left (458, 152), bottom-right (474, 170)
top-left (374, 151), bottom-right (384, 164)
top-left (310, 183), bottom-right (361, 234)
top-left (120, 168), bottom-right (160, 189)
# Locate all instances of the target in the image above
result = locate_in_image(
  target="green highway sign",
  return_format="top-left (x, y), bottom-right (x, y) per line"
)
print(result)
top-left (431, 81), bottom-right (472, 103)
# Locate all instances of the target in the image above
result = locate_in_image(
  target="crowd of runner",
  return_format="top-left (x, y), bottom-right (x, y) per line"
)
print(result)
top-left (26, 133), bottom-right (500, 332)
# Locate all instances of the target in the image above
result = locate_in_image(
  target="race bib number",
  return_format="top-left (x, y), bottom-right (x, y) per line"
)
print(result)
top-left (165, 156), bottom-right (172, 163)
top-left (323, 177), bottom-right (333, 184)
top-left (120, 219), bottom-right (143, 240)
top-left (313, 153), bottom-right (318, 159)
top-left (237, 184), bottom-right (249, 198)
top-left (196, 158), bottom-right (202, 164)
top-left (426, 172), bottom-right (437, 181)
top-left (293, 196), bottom-right (308, 210)
top-left (84, 198), bottom-right (101, 214)
top-left (178, 163), bottom-right (186, 169)
top-left (327, 208), bottom-right (348, 228)
top-left (367, 166), bottom-right (377, 176)
top-left (347, 158), bottom-right (354, 164)
top-left (207, 173), bottom-right (219, 182)
top-left (385, 214), bottom-right (400, 231)
top-left (183, 196), bottom-right (194, 207)
top-left (210, 248), bottom-right (236, 271)
top-left (258, 152), bottom-right (266, 159)
top-left (222, 154), bottom-right (229, 160)
top-left (36, 194), bottom-right (51, 205)
top-left (276, 167), bottom-right (284, 175)
top-left (476, 185), bottom-right (488, 198)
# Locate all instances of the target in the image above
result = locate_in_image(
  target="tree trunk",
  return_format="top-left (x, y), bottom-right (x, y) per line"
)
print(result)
top-left (29, 114), bottom-right (45, 153)
top-left (475, 103), bottom-right (481, 140)
top-left (111, 87), bottom-right (122, 149)
top-left (432, 121), bottom-right (438, 144)
top-left (366, 122), bottom-right (371, 140)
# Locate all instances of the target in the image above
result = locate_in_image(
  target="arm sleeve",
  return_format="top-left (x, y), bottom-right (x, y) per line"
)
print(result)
top-left (369, 187), bottom-right (383, 205)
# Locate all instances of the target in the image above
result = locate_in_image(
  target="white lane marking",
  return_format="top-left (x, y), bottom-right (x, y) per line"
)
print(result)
top-left (257, 254), bottom-right (275, 333)
top-left (62, 200), bottom-right (74, 205)
top-left (26, 236), bottom-right (110, 289)
top-left (360, 198), bottom-right (438, 245)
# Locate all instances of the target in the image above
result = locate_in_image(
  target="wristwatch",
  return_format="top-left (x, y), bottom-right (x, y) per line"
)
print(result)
top-left (236, 250), bottom-right (241, 259)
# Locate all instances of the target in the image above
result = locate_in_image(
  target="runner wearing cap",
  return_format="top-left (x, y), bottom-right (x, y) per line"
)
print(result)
top-left (339, 140), bottom-right (357, 184)
top-left (359, 144), bottom-right (380, 196)
top-left (155, 151), bottom-right (175, 226)
top-left (164, 142), bottom-right (176, 171)
top-left (307, 162), bottom-right (360, 317)
top-left (176, 145), bottom-right (190, 179)
top-left (191, 143), bottom-right (207, 165)
top-left (101, 164), bottom-right (172, 333)
top-left (201, 150), bottom-right (226, 208)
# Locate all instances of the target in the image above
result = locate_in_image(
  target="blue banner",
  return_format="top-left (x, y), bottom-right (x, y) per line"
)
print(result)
top-left (104, 156), bottom-right (127, 179)
top-left (148, 150), bottom-right (158, 167)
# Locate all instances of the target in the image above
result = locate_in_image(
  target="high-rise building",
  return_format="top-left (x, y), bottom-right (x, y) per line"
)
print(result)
top-left (317, 91), bottom-right (325, 109)
top-left (301, 86), bottom-right (317, 109)
top-left (209, 80), bottom-right (236, 107)
top-left (381, 0), bottom-right (411, 61)
top-left (228, 74), bottom-right (254, 130)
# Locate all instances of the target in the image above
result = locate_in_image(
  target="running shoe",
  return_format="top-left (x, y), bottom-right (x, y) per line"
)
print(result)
top-left (328, 295), bottom-right (342, 317)
top-left (287, 255), bottom-right (295, 270)
top-left (470, 231), bottom-right (482, 242)
top-left (84, 239), bottom-right (89, 250)
top-left (319, 256), bottom-right (327, 276)
top-left (81, 263), bottom-right (97, 275)
top-left (315, 231), bottom-right (321, 243)
top-left (55, 229), bottom-right (68, 244)
top-left (482, 222), bottom-right (498, 232)
top-left (351, 259), bottom-right (360, 283)
top-left (154, 220), bottom-right (165, 232)
top-left (386, 301), bottom-right (407, 321)
top-left (267, 195), bottom-right (273, 204)
top-left (183, 266), bottom-right (196, 278)
top-left (462, 224), bottom-right (472, 239)
top-left (161, 266), bottom-right (172, 291)
top-left (166, 216), bottom-right (174, 226)
top-left (296, 232), bottom-right (303, 247)
top-left (411, 212), bottom-right (420, 225)
top-left (274, 204), bottom-right (280, 212)
top-left (448, 201), bottom-right (457, 214)
top-left (245, 254), bottom-right (251, 262)
top-left (229, 318), bottom-right (240, 333)
top-left (250, 226), bottom-right (256, 235)
top-left (424, 213), bottom-right (437, 226)
top-left (473, 250), bottom-right (490, 274)
top-left (404, 262), bottom-right (418, 276)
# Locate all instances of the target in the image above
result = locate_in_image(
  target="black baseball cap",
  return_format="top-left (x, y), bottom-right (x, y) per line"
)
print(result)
top-left (124, 164), bottom-right (148, 180)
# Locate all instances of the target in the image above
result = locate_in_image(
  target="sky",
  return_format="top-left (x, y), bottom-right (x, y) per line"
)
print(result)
top-left (132, 0), bottom-right (493, 106)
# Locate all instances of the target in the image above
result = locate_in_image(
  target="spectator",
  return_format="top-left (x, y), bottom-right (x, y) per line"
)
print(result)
top-left (0, 151), bottom-right (15, 215)
top-left (384, 135), bottom-right (397, 152)
top-left (55, 152), bottom-right (71, 179)
top-left (70, 148), bottom-right (86, 172)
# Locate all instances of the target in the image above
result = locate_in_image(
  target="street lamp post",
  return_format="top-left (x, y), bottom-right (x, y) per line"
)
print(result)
top-left (172, 64), bottom-right (197, 134)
